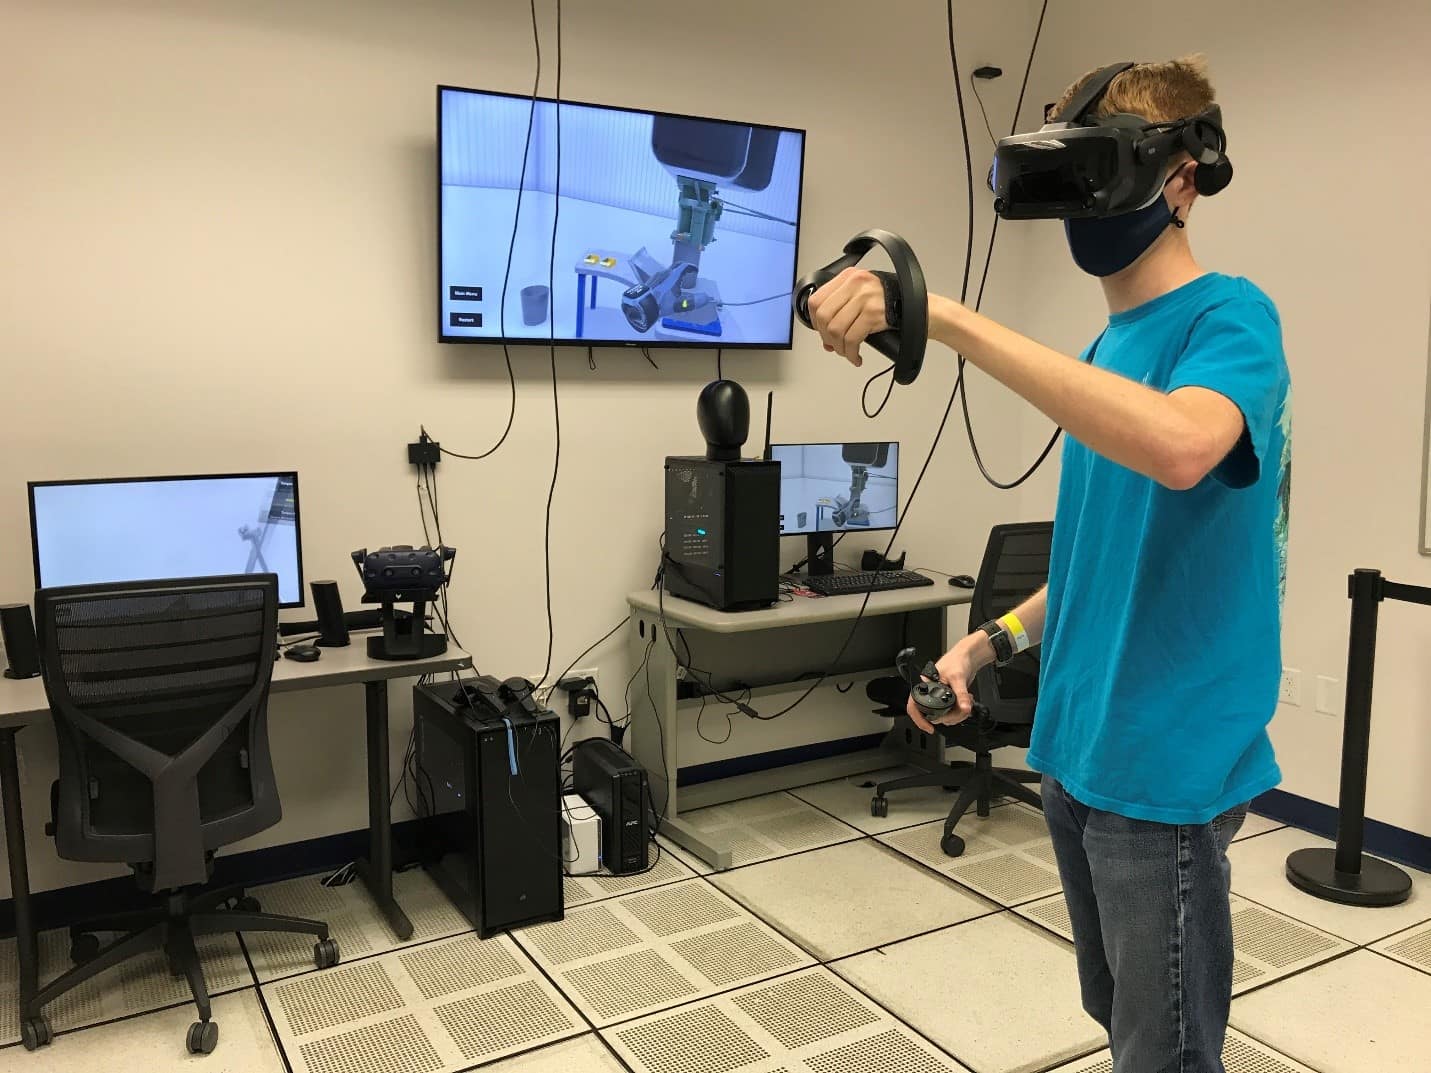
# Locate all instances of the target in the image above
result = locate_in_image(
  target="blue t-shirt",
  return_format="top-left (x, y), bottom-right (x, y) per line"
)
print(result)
top-left (1026, 272), bottom-right (1292, 825)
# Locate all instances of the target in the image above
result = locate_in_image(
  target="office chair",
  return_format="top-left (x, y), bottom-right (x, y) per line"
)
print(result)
top-left (870, 522), bottom-right (1053, 857)
top-left (21, 575), bottom-right (339, 1054)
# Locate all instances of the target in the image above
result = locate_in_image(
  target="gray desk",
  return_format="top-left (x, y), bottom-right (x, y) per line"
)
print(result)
top-left (0, 643), bottom-right (472, 1033)
top-left (626, 580), bottom-right (973, 870)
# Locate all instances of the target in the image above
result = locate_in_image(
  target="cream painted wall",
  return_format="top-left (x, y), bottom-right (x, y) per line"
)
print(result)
top-left (1004, 0), bottom-right (1431, 835)
top-left (0, 0), bottom-right (1048, 895)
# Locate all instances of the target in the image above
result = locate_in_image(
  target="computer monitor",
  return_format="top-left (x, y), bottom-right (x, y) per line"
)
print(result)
top-left (770, 442), bottom-right (898, 574)
top-left (29, 472), bottom-right (305, 608)
top-left (438, 85), bottom-right (806, 349)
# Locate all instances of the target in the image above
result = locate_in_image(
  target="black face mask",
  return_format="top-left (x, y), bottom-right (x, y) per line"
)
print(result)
top-left (1063, 168), bottom-right (1187, 277)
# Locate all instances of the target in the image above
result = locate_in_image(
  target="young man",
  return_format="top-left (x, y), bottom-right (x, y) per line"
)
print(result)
top-left (807, 56), bottom-right (1290, 1073)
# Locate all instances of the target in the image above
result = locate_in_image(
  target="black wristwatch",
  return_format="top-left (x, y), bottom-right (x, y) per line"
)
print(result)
top-left (979, 620), bottom-right (1014, 665)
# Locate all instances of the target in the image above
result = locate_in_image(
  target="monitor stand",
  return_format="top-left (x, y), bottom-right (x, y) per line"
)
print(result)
top-left (804, 533), bottom-right (836, 577)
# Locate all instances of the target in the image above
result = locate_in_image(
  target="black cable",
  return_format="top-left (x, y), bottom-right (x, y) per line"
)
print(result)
top-left (731, 0), bottom-right (985, 723)
top-left (641, 347), bottom-right (659, 370)
top-left (587, 346), bottom-right (596, 371)
top-left (718, 199), bottom-right (797, 226)
top-left (861, 364), bottom-right (897, 418)
top-left (718, 293), bottom-right (792, 308)
top-left (549, 615), bottom-right (629, 698)
top-left (970, 74), bottom-right (998, 146)
top-left (952, 0), bottom-right (1059, 490)
top-left (431, 0), bottom-right (543, 463)
top-left (534, 0), bottom-right (563, 690)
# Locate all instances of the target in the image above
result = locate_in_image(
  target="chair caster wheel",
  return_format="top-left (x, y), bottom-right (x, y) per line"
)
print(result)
top-left (941, 833), bottom-right (966, 858)
top-left (20, 1016), bottom-right (53, 1051)
top-left (187, 1020), bottom-right (219, 1054)
top-left (69, 932), bottom-right (101, 965)
top-left (870, 796), bottom-right (889, 819)
top-left (236, 896), bottom-right (261, 913)
top-left (314, 938), bottom-right (340, 969)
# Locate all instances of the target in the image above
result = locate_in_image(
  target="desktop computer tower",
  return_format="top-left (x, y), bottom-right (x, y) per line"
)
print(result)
top-left (664, 456), bottom-right (780, 611)
top-left (413, 684), bottom-right (563, 937)
top-left (572, 739), bottom-right (653, 874)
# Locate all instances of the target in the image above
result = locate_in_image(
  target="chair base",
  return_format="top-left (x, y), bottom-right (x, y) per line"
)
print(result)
top-left (874, 752), bottom-right (1042, 857)
top-left (21, 885), bottom-right (339, 1053)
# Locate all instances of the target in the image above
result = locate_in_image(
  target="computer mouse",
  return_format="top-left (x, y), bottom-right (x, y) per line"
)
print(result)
top-left (948, 574), bottom-right (976, 589)
top-left (284, 644), bottom-right (321, 662)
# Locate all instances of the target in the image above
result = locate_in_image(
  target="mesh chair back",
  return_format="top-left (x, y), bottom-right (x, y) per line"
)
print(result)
top-left (967, 522), bottom-right (1053, 726)
top-left (35, 575), bottom-right (281, 890)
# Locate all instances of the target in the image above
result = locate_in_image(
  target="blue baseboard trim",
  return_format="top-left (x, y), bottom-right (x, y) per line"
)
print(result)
top-left (1251, 788), bottom-right (1430, 874)
top-left (677, 733), bottom-right (888, 787)
top-left (0, 819), bottom-right (426, 939)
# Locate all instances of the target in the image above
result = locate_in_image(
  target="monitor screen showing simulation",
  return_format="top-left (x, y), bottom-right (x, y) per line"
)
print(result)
top-left (438, 85), bottom-right (806, 348)
top-left (28, 472), bottom-right (305, 608)
top-left (771, 443), bottom-right (899, 534)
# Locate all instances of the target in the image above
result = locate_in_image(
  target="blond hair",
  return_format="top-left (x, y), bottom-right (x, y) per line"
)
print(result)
top-left (1050, 54), bottom-right (1215, 124)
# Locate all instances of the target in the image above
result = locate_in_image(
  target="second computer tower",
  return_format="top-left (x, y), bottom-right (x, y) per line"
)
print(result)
top-left (572, 740), bottom-right (652, 875)
top-left (663, 456), bottom-right (780, 611)
top-left (413, 684), bottom-right (563, 937)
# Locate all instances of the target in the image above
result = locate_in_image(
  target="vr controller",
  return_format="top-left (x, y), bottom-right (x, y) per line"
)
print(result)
top-left (895, 645), bottom-right (959, 722)
top-left (793, 229), bottom-right (928, 386)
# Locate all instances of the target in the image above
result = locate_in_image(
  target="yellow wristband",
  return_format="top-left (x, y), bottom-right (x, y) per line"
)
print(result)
top-left (998, 612), bottom-right (1030, 654)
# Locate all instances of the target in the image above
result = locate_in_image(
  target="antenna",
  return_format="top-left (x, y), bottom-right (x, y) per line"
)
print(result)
top-left (762, 391), bottom-right (773, 461)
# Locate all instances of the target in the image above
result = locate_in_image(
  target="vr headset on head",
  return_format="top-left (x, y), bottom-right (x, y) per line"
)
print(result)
top-left (989, 61), bottom-right (1233, 221)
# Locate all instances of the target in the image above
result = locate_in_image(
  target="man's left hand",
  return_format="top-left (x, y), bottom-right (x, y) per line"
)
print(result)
top-left (806, 267), bottom-right (888, 366)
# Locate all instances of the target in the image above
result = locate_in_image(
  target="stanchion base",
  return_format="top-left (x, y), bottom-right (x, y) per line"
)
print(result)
top-left (1286, 847), bottom-right (1413, 907)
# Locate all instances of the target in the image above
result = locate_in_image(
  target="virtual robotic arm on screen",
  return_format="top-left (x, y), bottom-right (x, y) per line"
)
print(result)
top-left (618, 116), bottom-right (781, 338)
top-left (831, 443), bottom-right (890, 529)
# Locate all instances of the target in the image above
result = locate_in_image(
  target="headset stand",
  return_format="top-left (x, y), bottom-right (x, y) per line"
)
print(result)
top-left (367, 599), bottom-right (448, 662)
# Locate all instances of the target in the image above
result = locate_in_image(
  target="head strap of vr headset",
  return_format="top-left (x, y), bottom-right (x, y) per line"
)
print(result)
top-left (1055, 61), bottom-right (1226, 166)
top-left (1055, 61), bottom-right (1137, 124)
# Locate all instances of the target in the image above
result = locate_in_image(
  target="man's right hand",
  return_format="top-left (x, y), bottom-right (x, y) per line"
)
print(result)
top-left (905, 631), bottom-right (995, 734)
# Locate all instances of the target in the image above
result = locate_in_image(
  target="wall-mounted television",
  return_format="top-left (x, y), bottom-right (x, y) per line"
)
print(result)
top-left (438, 85), bottom-right (806, 349)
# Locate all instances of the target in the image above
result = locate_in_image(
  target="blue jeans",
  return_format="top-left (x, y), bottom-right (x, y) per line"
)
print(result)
top-left (1041, 777), bottom-right (1248, 1073)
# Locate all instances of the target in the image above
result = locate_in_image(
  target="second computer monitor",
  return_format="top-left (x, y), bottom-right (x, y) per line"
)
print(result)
top-left (771, 442), bottom-right (898, 534)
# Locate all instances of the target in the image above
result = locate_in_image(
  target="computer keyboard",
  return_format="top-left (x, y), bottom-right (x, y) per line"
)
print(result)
top-left (800, 570), bottom-right (935, 596)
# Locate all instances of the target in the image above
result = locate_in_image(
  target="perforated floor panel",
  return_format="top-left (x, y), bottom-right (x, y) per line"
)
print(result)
top-left (877, 804), bottom-right (1062, 906)
top-left (605, 967), bottom-right (971, 1073)
top-left (1011, 892), bottom-right (1352, 995)
top-left (264, 931), bottom-right (583, 1073)
top-left (243, 867), bottom-right (470, 983)
top-left (518, 877), bottom-right (813, 1027)
top-left (563, 846), bottom-right (697, 907)
top-left (1371, 919), bottom-right (1431, 976)
top-left (678, 792), bottom-right (862, 869)
top-left (1050, 1028), bottom-right (1320, 1071)
top-left (0, 924), bottom-right (251, 1044)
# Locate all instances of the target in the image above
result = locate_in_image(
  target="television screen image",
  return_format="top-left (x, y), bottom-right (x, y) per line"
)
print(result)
top-left (439, 86), bottom-right (805, 348)
top-left (29, 473), bottom-right (305, 607)
top-left (771, 443), bottom-right (899, 534)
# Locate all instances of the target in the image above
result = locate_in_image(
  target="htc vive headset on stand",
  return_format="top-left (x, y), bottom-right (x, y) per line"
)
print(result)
top-left (988, 60), bottom-right (1233, 221)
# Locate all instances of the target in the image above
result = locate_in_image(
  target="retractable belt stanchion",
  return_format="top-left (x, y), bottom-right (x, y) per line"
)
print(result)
top-left (1285, 568), bottom-right (1429, 906)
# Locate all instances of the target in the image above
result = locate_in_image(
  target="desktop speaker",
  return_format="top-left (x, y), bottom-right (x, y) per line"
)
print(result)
top-left (663, 457), bottom-right (780, 611)
top-left (310, 581), bottom-right (350, 648)
top-left (1, 604), bottom-right (41, 680)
